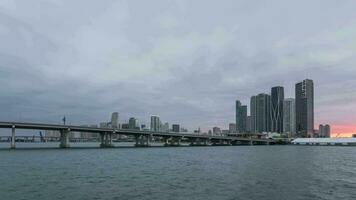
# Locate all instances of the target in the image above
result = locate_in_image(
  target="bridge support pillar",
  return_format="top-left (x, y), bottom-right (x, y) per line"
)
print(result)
top-left (164, 137), bottom-right (181, 146)
top-left (100, 132), bottom-right (114, 148)
top-left (59, 129), bottom-right (70, 148)
top-left (10, 125), bottom-right (15, 149)
top-left (135, 135), bottom-right (151, 147)
top-left (189, 138), bottom-right (208, 146)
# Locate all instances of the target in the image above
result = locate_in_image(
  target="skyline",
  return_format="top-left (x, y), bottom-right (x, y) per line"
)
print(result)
top-left (1, 0), bottom-right (356, 137)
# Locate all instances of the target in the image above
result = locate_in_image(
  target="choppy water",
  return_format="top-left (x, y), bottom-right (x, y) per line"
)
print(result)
top-left (0, 144), bottom-right (355, 200)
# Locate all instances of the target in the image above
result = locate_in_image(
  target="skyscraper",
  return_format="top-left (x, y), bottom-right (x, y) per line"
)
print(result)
top-left (271, 86), bottom-right (284, 133)
top-left (150, 115), bottom-right (160, 132)
top-left (111, 112), bottom-right (119, 129)
top-left (257, 93), bottom-right (271, 133)
top-left (251, 94), bottom-right (271, 133)
top-left (129, 117), bottom-right (139, 130)
top-left (246, 116), bottom-right (252, 133)
top-left (295, 79), bottom-right (314, 137)
top-left (250, 96), bottom-right (257, 133)
top-left (283, 98), bottom-right (296, 137)
top-left (236, 100), bottom-right (247, 133)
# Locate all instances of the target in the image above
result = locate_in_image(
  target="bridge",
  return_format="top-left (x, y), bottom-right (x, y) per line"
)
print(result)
top-left (0, 121), bottom-right (275, 149)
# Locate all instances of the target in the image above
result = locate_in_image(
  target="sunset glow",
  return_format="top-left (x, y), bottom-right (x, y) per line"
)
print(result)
top-left (331, 124), bottom-right (356, 137)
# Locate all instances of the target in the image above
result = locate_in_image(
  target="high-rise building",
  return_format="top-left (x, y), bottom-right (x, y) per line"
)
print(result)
top-left (129, 117), bottom-right (139, 130)
top-left (229, 123), bottom-right (236, 133)
top-left (111, 112), bottom-right (119, 129)
top-left (251, 94), bottom-right (271, 133)
top-left (283, 98), bottom-right (296, 137)
top-left (150, 115), bottom-right (160, 132)
top-left (236, 100), bottom-right (247, 133)
top-left (271, 86), bottom-right (284, 133)
top-left (161, 122), bottom-right (170, 132)
top-left (325, 124), bottom-right (331, 138)
top-left (257, 93), bottom-right (271, 133)
top-left (319, 124), bottom-right (331, 138)
top-left (172, 124), bottom-right (180, 132)
top-left (250, 96), bottom-right (257, 133)
top-left (246, 116), bottom-right (251, 133)
top-left (295, 79), bottom-right (314, 137)
top-left (212, 127), bottom-right (221, 135)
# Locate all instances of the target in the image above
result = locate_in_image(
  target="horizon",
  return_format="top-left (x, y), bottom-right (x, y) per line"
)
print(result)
top-left (0, 0), bottom-right (356, 137)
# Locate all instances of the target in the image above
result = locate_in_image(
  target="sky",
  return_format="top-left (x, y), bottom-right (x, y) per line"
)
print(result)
top-left (0, 0), bottom-right (356, 136)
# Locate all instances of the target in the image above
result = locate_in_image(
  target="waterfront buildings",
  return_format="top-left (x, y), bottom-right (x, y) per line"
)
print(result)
top-left (161, 122), bottom-right (170, 132)
top-left (283, 98), bottom-right (296, 137)
top-left (99, 122), bottom-right (109, 128)
top-left (319, 124), bottom-right (331, 138)
top-left (229, 123), bottom-right (236, 133)
top-left (295, 79), bottom-right (314, 137)
top-left (172, 124), bottom-right (180, 132)
top-left (212, 127), bottom-right (221, 135)
top-left (271, 86), bottom-right (284, 133)
top-left (236, 100), bottom-right (247, 133)
top-left (250, 96), bottom-right (257, 133)
top-left (121, 123), bottom-right (129, 129)
top-left (246, 116), bottom-right (251, 133)
top-left (150, 115), bottom-right (161, 132)
top-left (251, 94), bottom-right (271, 133)
top-left (129, 117), bottom-right (139, 130)
top-left (111, 112), bottom-right (119, 129)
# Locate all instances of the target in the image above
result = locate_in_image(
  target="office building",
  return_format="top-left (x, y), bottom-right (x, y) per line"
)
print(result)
top-left (250, 96), bottom-right (257, 133)
top-left (161, 122), bottom-right (170, 132)
top-left (319, 124), bottom-right (331, 138)
top-left (150, 115), bottom-right (161, 132)
top-left (172, 124), bottom-right (180, 132)
top-left (236, 100), bottom-right (247, 133)
top-left (283, 98), bottom-right (296, 137)
top-left (111, 112), bottom-right (119, 129)
top-left (251, 94), bottom-right (271, 133)
top-left (129, 117), bottom-right (139, 130)
top-left (271, 86), bottom-right (284, 133)
top-left (229, 123), bottom-right (236, 133)
top-left (295, 79), bottom-right (314, 137)
top-left (212, 127), bottom-right (221, 135)
top-left (246, 116), bottom-right (251, 133)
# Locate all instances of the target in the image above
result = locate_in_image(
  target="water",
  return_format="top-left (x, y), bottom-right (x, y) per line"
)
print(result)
top-left (0, 145), bottom-right (355, 200)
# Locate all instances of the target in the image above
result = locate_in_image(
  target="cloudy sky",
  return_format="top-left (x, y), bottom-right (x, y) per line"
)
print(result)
top-left (1, 0), bottom-right (356, 136)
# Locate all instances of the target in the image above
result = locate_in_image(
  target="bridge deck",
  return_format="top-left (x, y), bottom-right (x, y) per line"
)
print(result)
top-left (0, 121), bottom-right (274, 143)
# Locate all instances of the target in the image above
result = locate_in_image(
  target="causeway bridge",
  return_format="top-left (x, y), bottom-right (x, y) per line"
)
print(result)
top-left (0, 121), bottom-right (275, 149)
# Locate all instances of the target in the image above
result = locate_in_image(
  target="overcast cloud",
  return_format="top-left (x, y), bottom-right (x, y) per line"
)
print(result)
top-left (1, 0), bottom-right (356, 134)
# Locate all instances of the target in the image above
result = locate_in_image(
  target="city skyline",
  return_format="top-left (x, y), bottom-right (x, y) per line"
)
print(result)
top-left (1, 1), bottom-right (356, 137)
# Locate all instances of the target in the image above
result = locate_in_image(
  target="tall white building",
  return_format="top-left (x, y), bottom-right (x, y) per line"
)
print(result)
top-left (283, 98), bottom-right (296, 137)
top-left (150, 115), bottom-right (161, 132)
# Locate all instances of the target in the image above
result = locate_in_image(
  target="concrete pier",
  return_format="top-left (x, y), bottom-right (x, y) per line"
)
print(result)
top-left (11, 125), bottom-right (15, 149)
top-left (59, 129), bottom-right (70, 148)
